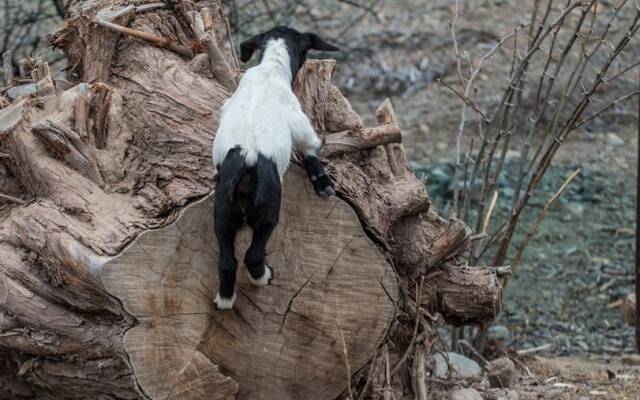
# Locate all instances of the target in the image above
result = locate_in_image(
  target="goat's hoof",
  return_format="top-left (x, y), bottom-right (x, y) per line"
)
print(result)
top-left (319, 185), bottom-right (335, 198)
top-left (214, 292), bottom-right (236, 310)
top-left (313, 174), bottom-right (335, 198)
top-left (248, 264), bottom-right (273, 286)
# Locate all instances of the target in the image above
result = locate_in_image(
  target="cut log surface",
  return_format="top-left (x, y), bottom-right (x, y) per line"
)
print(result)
top-left (102, 167), bottom-right (396, 400)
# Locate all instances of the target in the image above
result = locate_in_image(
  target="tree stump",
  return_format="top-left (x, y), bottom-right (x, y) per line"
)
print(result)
top-left (102, 168), bottom-right (396, 400)
top-left (0, 1), bottom-right (502, 399)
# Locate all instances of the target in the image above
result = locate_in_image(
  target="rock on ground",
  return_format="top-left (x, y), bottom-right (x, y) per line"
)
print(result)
top-left (486, 357), bottom-right (517, 388)
top-left (483, 388), bottom-right (519, 400)
top-left (448, 387), bottom-right (483, 400)
top-left (432, 352), bottom-right (482, 379)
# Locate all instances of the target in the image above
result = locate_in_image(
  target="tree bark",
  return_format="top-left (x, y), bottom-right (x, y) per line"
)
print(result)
top-left (0, 1), bottom-right (502, 399)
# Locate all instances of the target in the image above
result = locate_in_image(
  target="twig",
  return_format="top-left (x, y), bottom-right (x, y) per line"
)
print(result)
top-left (573, 90), bottom-right (640, 129)
top-left (481, 190), bottom-right (499, 234)
top-left (336, 321), bottom-right (353, 400)
top-left (336, 0), bottom-right (382, 22)
top-left (383, 344), bottom-right (391, 400)
top-left (356, 341), bottom-right (383, 400)
top-left (413, 344), bottom-right (428, 400)
top-left (517, 343), bottom-right (552, 355)
top-left (459, 340), bottom-right (489, 365)
top-left (390, 276), bottom-right (423, 376)
top-left (437, 79), bottom-right (489, 122)
top-left (469, 233), bottom-right (487, 242)
top-left (0, 192), bottom-right (25, 205)
top-left (509, 169), bottom-right (580, 277)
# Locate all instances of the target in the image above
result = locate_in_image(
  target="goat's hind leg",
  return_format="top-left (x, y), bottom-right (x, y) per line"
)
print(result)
top-left (244, 155), bottom-right (281, 286)
top-left (213, 148), bottom-right (247, 309)
top-left (213, 196), bottom-right (244, 309)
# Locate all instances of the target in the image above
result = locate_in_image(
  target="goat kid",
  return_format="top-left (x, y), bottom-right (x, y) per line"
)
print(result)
top-left (212, 26), bottom-right (339, 309)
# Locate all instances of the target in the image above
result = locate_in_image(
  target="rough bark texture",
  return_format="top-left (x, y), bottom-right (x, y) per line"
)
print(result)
top-left (0, 1), bottom-right (502, 399)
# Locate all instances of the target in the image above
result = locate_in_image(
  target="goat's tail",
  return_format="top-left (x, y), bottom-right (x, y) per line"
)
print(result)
top-left (215, 147), bottom-right (248, 204)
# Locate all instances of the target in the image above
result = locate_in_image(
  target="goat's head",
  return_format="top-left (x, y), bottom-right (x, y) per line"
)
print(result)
top-left (240, 26), bottom-right (339, 79)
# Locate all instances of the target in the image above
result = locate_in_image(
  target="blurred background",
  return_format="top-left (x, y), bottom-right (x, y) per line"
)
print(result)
top-left (2, 0), bottom-right (639, 376)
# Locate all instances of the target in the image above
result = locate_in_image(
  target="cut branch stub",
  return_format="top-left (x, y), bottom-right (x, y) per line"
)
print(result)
top-left (424, 265), bottom-right (502, 327)
top-left (321, 124), bottom-right (402, 158)
top-left (102, 167), bottom-right (397, 400)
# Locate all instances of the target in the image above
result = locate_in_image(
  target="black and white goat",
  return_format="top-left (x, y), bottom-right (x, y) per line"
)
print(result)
top-left (212, 26), bottom-right (339, 309)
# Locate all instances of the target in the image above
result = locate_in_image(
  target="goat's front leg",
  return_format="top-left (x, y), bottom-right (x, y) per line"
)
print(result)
top-left (302, 153), bottom-right (335, 198)
top-left (292, 113), bottom-right (335, 198)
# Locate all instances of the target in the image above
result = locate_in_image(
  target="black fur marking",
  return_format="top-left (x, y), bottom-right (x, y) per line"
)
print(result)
top-left (214, 149), bottom-right (281, 302)
top-left (239, 26), bottom-right (339, 83)
top-left (214, 148), bottom-right (246, 300)
top-left (303, 155), bottom-right (335, 198)
top-left (244, 154), bottom-right (281, 281)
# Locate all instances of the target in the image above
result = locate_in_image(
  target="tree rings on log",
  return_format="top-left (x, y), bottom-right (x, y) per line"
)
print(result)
top-left (102, 167), bottom-right (397, 400)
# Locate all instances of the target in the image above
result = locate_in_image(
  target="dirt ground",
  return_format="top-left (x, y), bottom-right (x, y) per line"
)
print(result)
top-left (427, 355), bottom-right (640, 399)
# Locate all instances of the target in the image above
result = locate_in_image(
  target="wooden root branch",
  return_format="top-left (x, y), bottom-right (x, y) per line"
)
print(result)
top-left (32, 119), bottom-right (103, 185)
top-left (322, 124), bottom-right (402, 157)
top-left (185, 7), bottom-right (238, 91)
top-left (94, 4), bottom-right (194, 58)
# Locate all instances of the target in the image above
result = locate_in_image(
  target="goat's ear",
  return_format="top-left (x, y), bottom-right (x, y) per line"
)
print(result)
top-left (302, 33), bottom-right (339, 52)
top-left (240, 33), bottom-right (264, 63)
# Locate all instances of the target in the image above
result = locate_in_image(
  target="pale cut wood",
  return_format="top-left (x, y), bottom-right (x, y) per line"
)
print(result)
top-left (102, 167), bottom-right (397, 400)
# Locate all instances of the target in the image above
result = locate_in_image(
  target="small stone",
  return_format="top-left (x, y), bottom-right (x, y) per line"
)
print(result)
top-left (6, 83), bottom-right (37, 100)
top-left (448, 388), bottom-right (482, 400)
top-left (605, 133), bottom-right (625, 147)
top-left (432, 352), bottom-right (482, 379)
top-left (435, 141), bottom-right (448, 152)
top-left (492, 388), bottom-right (519, 400)
top-left (566, 202), bottom-right (584, 217)
top-left (488, 325), bottom-right (511, 342)
top-left (487, 357), bottom-right (517, 388)
top-left (418, 123), bottom-right (431, 136)
top-left (506, 150), bottom-right (521, 159)
top-left (621, 354), bottom-right (640, 366)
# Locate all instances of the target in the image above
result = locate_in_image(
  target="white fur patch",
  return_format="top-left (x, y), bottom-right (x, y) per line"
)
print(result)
top-left (212, 38), bottom-right (322, 180)
top-left (247, 264), bottom-right (273, 286)
top-left (214, 292), bottom-right (236, 310)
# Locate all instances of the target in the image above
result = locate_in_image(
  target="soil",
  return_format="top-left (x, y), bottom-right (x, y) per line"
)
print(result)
top-left (428, 355), bottom-right (640, 400)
